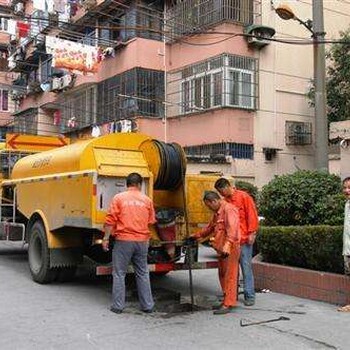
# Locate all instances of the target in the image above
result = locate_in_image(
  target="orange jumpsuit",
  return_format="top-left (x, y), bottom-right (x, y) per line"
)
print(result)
top-left (194, 201), bottom-right (240, 308)
top-left (225, 189), bottom-right (258, 244)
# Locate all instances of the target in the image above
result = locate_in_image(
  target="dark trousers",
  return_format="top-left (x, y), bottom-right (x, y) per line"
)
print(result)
top-left (112, 240), bottom-right (154, 311)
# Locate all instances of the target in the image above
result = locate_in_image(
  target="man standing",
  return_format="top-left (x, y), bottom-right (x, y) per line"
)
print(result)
top-left (102, 173), bottom-right (156, 314)
top-left (191, 191), bottom-right (240, 315)
top-left (338, 177), bottom-right (350, 312)
top-left (214, 178), bottom-right (259, 306)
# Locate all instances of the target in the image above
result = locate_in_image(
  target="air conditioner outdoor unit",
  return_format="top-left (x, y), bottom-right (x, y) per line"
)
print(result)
top-left (61, 75), bottom-right (72, 89)
top-left (51, 77), bottom-right (62, 92)
top-left (14, 2), bottom-right (24, 16)
top-left (8, 56), bottom-right (16, 70)
top-left (120, 119), bottom-right (132, 133)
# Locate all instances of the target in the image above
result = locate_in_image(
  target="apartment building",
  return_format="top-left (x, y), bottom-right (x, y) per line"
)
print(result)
top-left (5, 0), bottom-right (350, 186)
top-left (255, 0), bottom-right (350, 186)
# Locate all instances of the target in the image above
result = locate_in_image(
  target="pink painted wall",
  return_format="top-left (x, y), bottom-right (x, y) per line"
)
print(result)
top-left (137, 118), bottom-right (166, 141)
top-left (20, 38), bottom-right (164, 110)
top-left (167, 23), bottom-right (254, 71)
top-left (0, 32), bottom-right (8, 45)
top-left (139, 108), bottom-right (254, 146)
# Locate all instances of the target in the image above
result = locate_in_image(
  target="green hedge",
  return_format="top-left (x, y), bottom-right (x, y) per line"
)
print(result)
top-left (259, 170), bottom-right (344, 226)
top-left (257, 225), bottom-right (344, 274)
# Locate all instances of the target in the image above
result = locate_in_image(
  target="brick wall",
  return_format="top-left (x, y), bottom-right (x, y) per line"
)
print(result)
top-left (253, 255), bottom-right (350, 305)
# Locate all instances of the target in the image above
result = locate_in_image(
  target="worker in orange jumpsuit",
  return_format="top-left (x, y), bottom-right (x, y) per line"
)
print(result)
top-left (102, 172), bottom-right (156, 314)
top-left (191, 191), bottom-right (240, 315)
top-left (215, 178), bottom-right (259, 306)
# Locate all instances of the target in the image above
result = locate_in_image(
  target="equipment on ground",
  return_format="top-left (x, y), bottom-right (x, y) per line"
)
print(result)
top-left (240, 316), bottom-right (290, 327)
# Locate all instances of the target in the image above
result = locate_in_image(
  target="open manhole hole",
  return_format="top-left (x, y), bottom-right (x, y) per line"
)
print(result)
top-left (126, 287), bottom-right (209, 317)
top-left (157, 302), bottom-right (207, 318)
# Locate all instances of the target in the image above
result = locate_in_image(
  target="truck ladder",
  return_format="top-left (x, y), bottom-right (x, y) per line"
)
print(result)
top-left (0, 188), bottom-right (25, 242)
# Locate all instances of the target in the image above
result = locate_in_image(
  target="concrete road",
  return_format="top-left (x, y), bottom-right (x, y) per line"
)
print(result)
top-left (0, 242), bottom-right (349, 350)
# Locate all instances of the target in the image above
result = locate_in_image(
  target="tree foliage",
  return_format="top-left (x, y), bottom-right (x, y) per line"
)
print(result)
top-left (259, 170), bottom-right (344, 226)
top-left (308, 29), bottom-right (350, 123)
top-left (235, 180), bottom-right (258, 202)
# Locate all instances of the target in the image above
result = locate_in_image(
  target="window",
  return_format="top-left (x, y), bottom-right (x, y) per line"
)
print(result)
top-left (184, 142), bottom-right (254, 160)
top-left (40, 56), bottom-right (52, 83)
top-left (0, 90), bottom-right (9, 112)
top-left (227, 69), bottom-right (254, 109)
top-left (61, 86), bottom-right (97, 132)
top-left (179, 54), bottom-right (257, 114)
top-left (180, 69), bottom-right (225, 113)
top-left (285, 121), bottom-right (312, 145)
top-left (97, 68), bottom-right (164, 123)
top-left (13, 109), bottom-right (38, 134)
top-left (0, 18), bottom-right (8, 32)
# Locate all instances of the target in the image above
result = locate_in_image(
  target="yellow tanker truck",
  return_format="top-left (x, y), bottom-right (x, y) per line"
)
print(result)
top-left (0, 133), bottom-right (218, 283)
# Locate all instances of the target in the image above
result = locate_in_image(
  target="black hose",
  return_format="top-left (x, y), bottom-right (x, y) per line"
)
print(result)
top-left (153, 141), bottom-right (186, 190)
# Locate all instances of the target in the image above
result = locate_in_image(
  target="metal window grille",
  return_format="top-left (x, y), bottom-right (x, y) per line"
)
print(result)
top-left (166, 0), bottom-right (261, 41)
top-left (184, 142), bottom-right (254, 161)
top-left (60, 86), bottom-right (97, 133)
top-left (97, 68), bottom-right (164, 123)
top-left (168, 53), bottom-right (258, 116)
top-left (285, 121), bottom-right (312, 145)
top-left (0, 150), bottom-right (33, 179)
top-left (13, 109), bottom-right (38, 135)
top-left (40, 56), bottom-right (52, 83)
top-left (60, 2), bottom-right (163, 46)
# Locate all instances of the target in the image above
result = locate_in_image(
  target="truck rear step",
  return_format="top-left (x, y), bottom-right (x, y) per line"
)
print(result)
top-left (96, 260), bottom-right (219, 275)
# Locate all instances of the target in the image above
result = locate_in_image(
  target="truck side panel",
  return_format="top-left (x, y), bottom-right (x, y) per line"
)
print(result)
top-left (16, 173), bottom-right (94, 232)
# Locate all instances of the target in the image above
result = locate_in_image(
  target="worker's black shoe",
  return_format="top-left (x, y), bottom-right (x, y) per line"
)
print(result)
top-left (212, 303), bottom-right (223, 310)
top-left (244, 299), bottom-right (255, 307)
top-left (142, 308), bottom-right (154, 314)
top-left (110, 307), bottom-right (123, 314)
top-left (213, 306), bottom-right (235, 315)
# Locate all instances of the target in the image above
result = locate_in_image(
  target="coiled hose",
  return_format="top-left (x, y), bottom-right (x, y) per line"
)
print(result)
top-left (153, 141), bottom-right (186, 190)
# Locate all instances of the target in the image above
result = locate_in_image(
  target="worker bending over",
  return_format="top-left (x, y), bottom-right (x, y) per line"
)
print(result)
top-left (214, 178), bottom-right (259, 306)
top-left (191, 191), bottom-right (240, 315)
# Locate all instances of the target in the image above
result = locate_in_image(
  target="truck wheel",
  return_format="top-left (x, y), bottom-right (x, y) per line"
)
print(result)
top-left (28, 221), bottom-right (57, 284)
top-left (56, 266), bottom-right (77, 282)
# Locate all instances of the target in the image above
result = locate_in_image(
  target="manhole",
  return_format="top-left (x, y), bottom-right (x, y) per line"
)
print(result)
top-left (158, 302), bottom-right (207, 318)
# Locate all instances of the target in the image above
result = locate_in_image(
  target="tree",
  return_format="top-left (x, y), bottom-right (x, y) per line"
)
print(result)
top-left (235, 180), bottom-right (258, 202)
top-left (308, 29), bottom-right (350, 123)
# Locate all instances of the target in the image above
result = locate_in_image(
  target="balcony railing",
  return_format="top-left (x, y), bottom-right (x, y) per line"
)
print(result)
top-left (166, 0), bottom-right (261, 41)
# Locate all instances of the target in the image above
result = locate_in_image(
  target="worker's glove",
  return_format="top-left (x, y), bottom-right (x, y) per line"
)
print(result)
top-left (183, 236), bottom-right (197, 247)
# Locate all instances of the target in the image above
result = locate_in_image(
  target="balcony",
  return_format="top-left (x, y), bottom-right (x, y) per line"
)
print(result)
top-left (166, 0), bottom-right (261, 41)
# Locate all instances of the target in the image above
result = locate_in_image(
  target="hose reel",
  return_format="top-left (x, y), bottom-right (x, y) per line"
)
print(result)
top-left (153, 141), bottom-right (186, 191)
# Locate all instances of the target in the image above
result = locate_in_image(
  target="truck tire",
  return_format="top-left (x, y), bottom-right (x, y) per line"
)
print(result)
top-left (28, 221), bottom-right (57, 284)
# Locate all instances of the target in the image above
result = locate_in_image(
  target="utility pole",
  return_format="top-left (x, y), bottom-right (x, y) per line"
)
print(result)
top-left (312, 0), bottom-right (328, 171)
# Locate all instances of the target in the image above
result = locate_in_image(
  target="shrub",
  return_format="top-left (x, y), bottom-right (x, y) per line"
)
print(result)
top-left (257, 226), bottom-right (344, 274)
top-left (259, 170), bottom-right (344, 226)
top-left (235, 180), bottom-right (258, 202)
